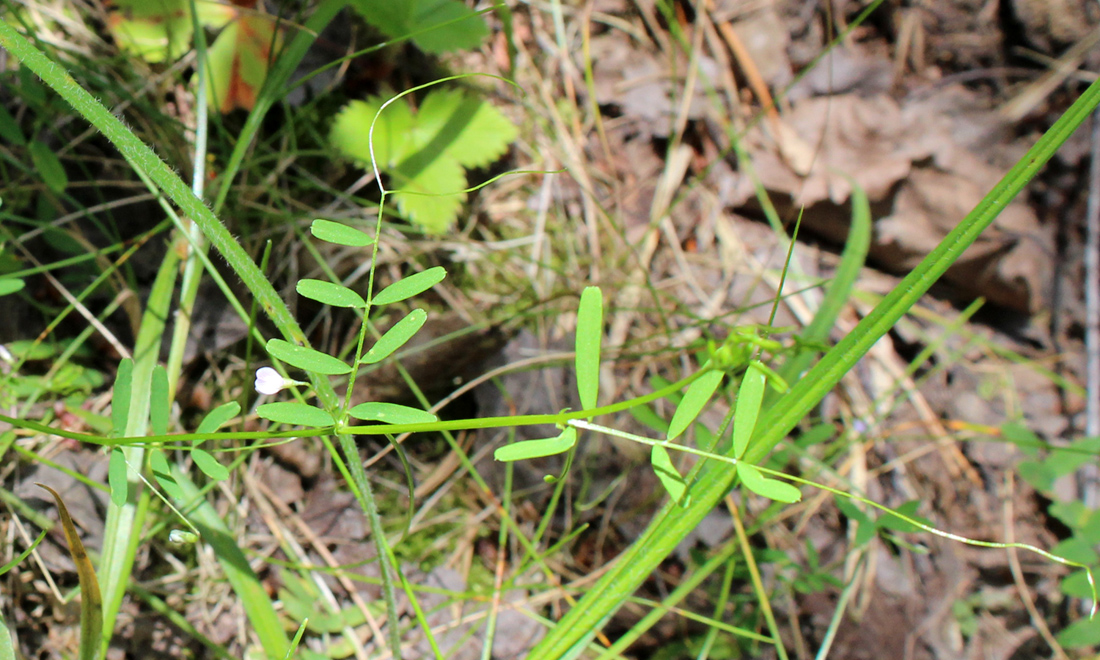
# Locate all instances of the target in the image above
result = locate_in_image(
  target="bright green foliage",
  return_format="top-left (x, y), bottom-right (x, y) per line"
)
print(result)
top-left (110, 359), bottom-right (134, 436)
top-left (347, 402), bottom-right (438, 425)
top-left (191, 449), bottom-right (229, 481)
top-left (149, 366), bottom-right (169, 436)
top-left (108, 448), bottom-right (127, 507)
top-left (256, 402), bottom-right (334, 428)
top-left (311, 219), bottom-right (372, 247)
top-left (372, 267), bottom-right (447, 305)
top-left (733, 362), bottom-right (766, 459)
top-left (330, 90), bottom-right (517, 233)
top-left (667, 370), bottom-right (723, 442)
top-left (495, 427), bottom-right (578, 462)
top-left (149, 450), bottom-right (183, 500)
top-left (651, 445), bottom-right (689, 506)
top-left (0, 278), bottom-right (24, 296)
top-left (575, 287), bottom-right (603, 411)
top-left (196, 401), bottom-right (241, 434)
top-left (736, 463), bottom-right (800, 504)
top-left (348, 0), bottom-right (489, 54)
top-left (296, 278), bottom-right (366, 308)
top-left (362, 309), bottom-right (427, 364)
top-left (266, 338), bottom-right (351, 376)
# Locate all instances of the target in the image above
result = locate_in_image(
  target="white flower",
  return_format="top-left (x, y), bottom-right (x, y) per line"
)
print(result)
top-left (254, 367), bottom-right (287, 395)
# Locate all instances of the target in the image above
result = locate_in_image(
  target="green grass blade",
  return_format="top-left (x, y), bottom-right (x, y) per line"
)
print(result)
top-left (526, 73), bottom-right (1100, 660)
top-left (172, 466), bottom-right (289, 659)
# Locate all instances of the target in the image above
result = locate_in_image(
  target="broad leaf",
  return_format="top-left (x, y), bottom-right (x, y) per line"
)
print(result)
top-left (347, 0), bottom-right (488, 54)
top-left (111, 359), bottom-right (134, 436)
top-left (666, 370), bottom-right (723, 442)
top-left (196, 401), bottom-right (241, 434)
top-left (495, 427), bottom-right (578, 462)
top-left (149, 365), bottom-right (170, 436)
top-left (372, 267), bottom-right (447, 305)
top-left (362, 309), bottom-right (427, 364)
top-left (257, 402), bottom-right (334, 427)
top-left (311, 219), bottom-right (373, 247)
top-left (108, 448), bottom-right (128, 507)
top-left (575, 286), bottom-right (602, 411)
top-left (330, 89), bottom-right (516, 233)
top-left (266, 338), bottom-right (351, 375)
top-left (0, 278), bottom-right (24, 297)
top-left (733, 362), bottom-right (767, 459)
top-left (736, 462), bottom-right (801, 503)
top-left (651, 445), bottom-right (689, 506)
top-left (347, 402), bottom-right (437, 425)
top-left (149, 450), bottom-right (183, 500)
top-left (192, 448), bottom-right (230, 481)
top-left (296, 278), bottom-right (366, 308)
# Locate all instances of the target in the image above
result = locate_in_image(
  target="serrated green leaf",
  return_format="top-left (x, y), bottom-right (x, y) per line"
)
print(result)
top-left (29, 140), bottom-right (67, 193)
top-left (257, 402), bottom-right (334, 428)
top-left (111, 359), bottom-right (134, 436)
top-left (109, 448), bottom-right (127, 507)
top-left (411, 89), bottom-right (516, 169)
top-left (667, 370), bottom-right (723, 442)
top-left (362, 309), bottom-right (427, 364)
top-left (409, 0), bottom-right (489, 53)
top-left (149, 449), bottom-right (183, 500)
top-left (150, 365), bottom-right (170, 436)
top-left (310, 219), bottom-right (373, 247)
top-left (348, 0), bottom-right (488, 54)
top-left (733, 362), bottom-right (767, 459)
top-left (192, 449), bottom-right (229, 481)
top-left (651, 445), bottom-right (689, 506)
top-left (736, 462), bottom-right (800, 503)
top-left (196, 401), bottom-right (241, 434)
top-left (389, 156), bottom-right (466, 233)
top-left (266, 338), bottom-right (351, 376)
top-left (495, 427), bottom-right (578, 462)
top-left (296, 278), bottom-right (366, 308)
top-left (575, 287), bottom-right (603, 411)
top-left (0, 279), bottom-right (24, 297)
top-left (372, 266), bottom-right (447, 305)
top-left (331, 97), bottom-right (416, 168)
top-left (347, 402), bottom-right (437, 425)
